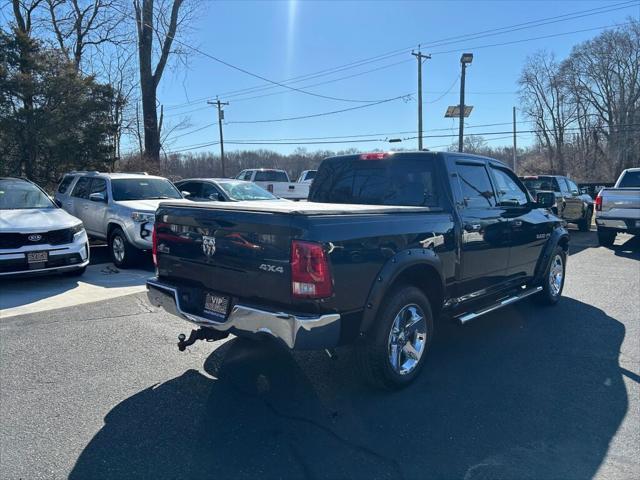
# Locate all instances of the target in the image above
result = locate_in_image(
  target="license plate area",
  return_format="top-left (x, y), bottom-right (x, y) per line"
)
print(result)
top-left (27, 251), bottom-right (48, 264)
top-left (203, 291), bottom-right (231, 320)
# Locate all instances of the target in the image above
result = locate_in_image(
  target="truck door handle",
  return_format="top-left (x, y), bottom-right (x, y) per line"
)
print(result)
top-left (464, 223), bottom-right (481, 232)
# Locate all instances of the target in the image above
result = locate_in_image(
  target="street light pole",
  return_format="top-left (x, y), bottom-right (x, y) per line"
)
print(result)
top-left (458, 53), bottom-right (473, 153)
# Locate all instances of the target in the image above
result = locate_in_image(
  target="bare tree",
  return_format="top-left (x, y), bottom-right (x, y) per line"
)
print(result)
top-left (44, 0), bottom-right (127, 72)
top-left (562, 20), bottom-right (640, 178)
top-left (519, 51), bottom-right (577, 174)
top-left (133, 0), bottom-right (191, 163)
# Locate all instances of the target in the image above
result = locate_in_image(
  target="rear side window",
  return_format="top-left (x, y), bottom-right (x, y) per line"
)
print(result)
top-left (309, 156), bottom-right (440, 207)
top-left (57, 175), bottom-right (75, 194)
top-left (455, 163), bottom-right (495, 208)
top-left (618, 171), bottom-right (640, 188)
top-left (255, 171), bottom-right (288, 182)
top-left (71, 177), bottom-right (91, 199)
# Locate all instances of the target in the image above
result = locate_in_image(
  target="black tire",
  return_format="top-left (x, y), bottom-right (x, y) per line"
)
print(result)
top-left (534, 246), bottom-right (566, 306)
top-left (597, 229), bottom-right (616, 247)
top-left (64, 266), bottom-right (86, 277)
top-left (577, 207), bottom-right (592, 232)
top-left (357, 285), bottom-right (434, 390)
top-left (108, 227), bottom-right (139, 268)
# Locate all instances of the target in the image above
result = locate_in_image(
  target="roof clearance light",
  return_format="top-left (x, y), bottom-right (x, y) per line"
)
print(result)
top-left (359, 152), bottom-right (393, 160)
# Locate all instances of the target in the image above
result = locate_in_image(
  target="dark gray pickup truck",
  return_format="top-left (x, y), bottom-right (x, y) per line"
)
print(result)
top-left (147, 152), bottom-right (568, 388)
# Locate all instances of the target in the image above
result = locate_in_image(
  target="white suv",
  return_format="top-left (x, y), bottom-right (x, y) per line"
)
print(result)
top-left (54, 172), bottom-right (182, 268)
top-left (0, 177), bottom-right (88, 277)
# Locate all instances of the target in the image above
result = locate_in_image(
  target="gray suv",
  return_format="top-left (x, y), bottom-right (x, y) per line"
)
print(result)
top-left (55, 172), bottom-right (182, 268)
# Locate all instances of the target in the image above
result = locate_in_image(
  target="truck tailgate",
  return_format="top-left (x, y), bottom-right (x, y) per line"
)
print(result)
top-left (155, 203), bottom-right (297, 309)
top-left (600, 189), bottom-right (640, 217)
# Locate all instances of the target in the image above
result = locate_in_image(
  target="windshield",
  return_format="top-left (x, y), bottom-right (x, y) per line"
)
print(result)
top-left (0, 179), bottom-right (55, 210)
top-left (254, 170), bottom-right (289, 182)
top-left (218, 181), bottom-right (278, 201)
top-left (309, 155), bottom-right (440, 207)
top-left (111, 178), bottom-right (182, 201)
top-left (617, 171), bottom-right (640, 188)
top-left (522, 177), bottom-right (555, 191)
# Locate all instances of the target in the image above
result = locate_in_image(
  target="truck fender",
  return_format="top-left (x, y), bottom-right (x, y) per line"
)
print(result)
top-left (359, 248), bottom-right (445, 335)
top-left (533, 226), bottom-right (569, 284)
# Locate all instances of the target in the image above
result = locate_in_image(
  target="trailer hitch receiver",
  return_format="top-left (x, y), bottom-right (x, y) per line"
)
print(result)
top-left (177, 328), bottom-right (229, 351)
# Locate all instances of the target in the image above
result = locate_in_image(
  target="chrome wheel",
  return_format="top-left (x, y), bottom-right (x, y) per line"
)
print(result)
top-left (387, 304), bottom-right (428, 376)
top-left (549, 254), bottom-right (564, 296)
top-left (112, 235), bottom-right (125, 263)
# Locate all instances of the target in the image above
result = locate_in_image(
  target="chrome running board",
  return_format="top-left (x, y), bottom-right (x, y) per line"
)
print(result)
top-left (456, 286), bottom-right (543, 324)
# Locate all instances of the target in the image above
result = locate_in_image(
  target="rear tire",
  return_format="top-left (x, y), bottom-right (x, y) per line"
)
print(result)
top-left (577, 207), bottom-right (592, 232)
top-left (357, 285), bottom-right (434, 390)
top-left (597, 229), bottom-right (616, 247)
top-left (109, 227), bottom-right (139, 269)
top-left (534, 246), bottom-right (566, 306)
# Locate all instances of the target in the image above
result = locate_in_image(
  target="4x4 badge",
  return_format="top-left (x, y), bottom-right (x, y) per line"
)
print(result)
top-left (202, 236), bottom-right (216, 256)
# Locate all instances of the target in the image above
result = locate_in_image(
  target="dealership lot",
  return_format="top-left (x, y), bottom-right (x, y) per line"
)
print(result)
top-left (0, 231), bottom-right (638, 479)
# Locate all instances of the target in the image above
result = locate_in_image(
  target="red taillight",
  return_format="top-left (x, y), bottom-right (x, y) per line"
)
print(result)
top-left (359, 152), bottom-right (392, 160)
top-left (595, 193), bottom-right (603, 211)
top-left (290, 240), bottom-right (333, 299)
top-left (152, 225), bottom-right (158, 266)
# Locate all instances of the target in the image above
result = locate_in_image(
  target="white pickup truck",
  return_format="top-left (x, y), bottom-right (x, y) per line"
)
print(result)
top-left (595, 167), bottom-right (640, 246)
top-left (235, 169), bottom-right (309, 200)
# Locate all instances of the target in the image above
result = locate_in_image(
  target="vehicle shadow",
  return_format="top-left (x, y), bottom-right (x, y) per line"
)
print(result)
top-left (70, 297), bottom-right (627, 480)
top-left (611, 234), bottom-right (639, 259)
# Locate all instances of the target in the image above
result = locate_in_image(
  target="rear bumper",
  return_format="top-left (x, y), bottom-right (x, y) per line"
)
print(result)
top-left (596, 216), bottom-right (640, 234)
top-left (146, 278), bottom-right (341, 350)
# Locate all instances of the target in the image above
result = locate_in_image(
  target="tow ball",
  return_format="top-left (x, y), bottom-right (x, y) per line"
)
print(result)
top-left (177, 328), bottom-right (228, 351)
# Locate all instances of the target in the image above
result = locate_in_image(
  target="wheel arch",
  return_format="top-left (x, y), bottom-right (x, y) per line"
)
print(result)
top-left (533, 226), bottom-right (569, 284)
top-left (359, 249), bottom-right (445, 335)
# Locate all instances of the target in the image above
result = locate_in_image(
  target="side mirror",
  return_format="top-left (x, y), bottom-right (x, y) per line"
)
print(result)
top-left (89, 192), bottom-right (106, 203)
top-left (208, 193), bottom-right (224, 201)
top-left (181, 191), bottom-right (192, 198)
top-left (536, 191), bottom-right (556, 208)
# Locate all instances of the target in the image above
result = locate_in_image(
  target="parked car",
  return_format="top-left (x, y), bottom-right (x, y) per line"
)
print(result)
top-left (297, 170), bottom-right (317, 184)
top-left (147, 151), bottom-right (567, 389)
top-left (595, 167), bottom-right (640, 246)
top-left (175, 178), bottom-right (290, 202)
top-left (0, 177), bottom-right (88, 277)
top-left (235, 169), bottom-right (309, 200)
top-left (520, 175), bottom-right (593, 231)
top-left (55, 172), bottom-right (182, 268)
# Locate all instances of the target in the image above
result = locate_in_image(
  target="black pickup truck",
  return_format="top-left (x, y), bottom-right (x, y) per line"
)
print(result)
top-left (147, 152), bottom-right (568, 389)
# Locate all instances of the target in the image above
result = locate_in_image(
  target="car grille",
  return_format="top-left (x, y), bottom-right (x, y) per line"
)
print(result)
top-left (0, 228), bottom-right (75, 249)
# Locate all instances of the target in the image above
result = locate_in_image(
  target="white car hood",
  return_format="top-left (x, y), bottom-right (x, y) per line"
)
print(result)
top-left (0, 208), bottom-right (81, 233)
top-left (117, 199), bottom-right (174, 211)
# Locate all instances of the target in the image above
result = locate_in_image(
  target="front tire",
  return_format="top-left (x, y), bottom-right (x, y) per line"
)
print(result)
top-left (577, 207), bottom-right (592, 232)
top-left (357, 285), bottom-right (434, 390)
top-left (597, 229), bottom-right (616, 247)
top-left (109, 227), bottom-right (139, 268)
top-left (535, 246), bottom-right (566, 305)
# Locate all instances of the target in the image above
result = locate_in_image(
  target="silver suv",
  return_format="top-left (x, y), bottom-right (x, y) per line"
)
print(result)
top-left (55, 172), bottom-right (182, 268)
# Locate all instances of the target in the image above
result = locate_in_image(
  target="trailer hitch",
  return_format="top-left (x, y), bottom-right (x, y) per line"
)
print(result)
top-left (177, 328), bottom-right (228, 351)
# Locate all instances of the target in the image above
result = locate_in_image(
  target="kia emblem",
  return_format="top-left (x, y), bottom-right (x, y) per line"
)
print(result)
top-left (28, 234), bottom-right (43, 242)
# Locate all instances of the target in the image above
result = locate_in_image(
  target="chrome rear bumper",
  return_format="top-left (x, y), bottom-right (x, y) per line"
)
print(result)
top-left (146, 278), bottom-right (341, 350)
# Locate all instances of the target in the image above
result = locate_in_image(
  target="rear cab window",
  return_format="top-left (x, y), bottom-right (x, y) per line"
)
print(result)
top-left (309, 153), bottom-right (440, 207)
top-left (254, 170), bottom-right (289, 182)
top-left (617, 170), bottom-right (640, 188)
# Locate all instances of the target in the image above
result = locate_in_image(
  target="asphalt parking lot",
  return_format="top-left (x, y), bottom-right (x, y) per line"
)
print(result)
top-left (0, 231), bottom-right (638, 479)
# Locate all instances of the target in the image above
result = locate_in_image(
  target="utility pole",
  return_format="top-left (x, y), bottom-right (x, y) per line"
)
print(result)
top-left (207, 98), bottom-right (229, 177)
top-left (512, 106), bottom-right (517, 173)
top-left (459, 53), bottom-right (473, 152)
top-left (412, 47), bottom-right (431, 151)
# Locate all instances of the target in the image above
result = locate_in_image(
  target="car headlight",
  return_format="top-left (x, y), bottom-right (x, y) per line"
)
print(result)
top-left (131, 212), bottom-right (155, 223)
top-left (70, 223), bottom-right (85, 235)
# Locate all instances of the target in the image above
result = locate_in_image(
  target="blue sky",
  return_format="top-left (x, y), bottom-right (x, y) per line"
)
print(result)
top-left (89, 1), bottom-right (640, 154)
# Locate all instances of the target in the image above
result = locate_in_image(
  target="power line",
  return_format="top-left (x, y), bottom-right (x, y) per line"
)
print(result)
top-left (226, 94), bottom-right (413, 124)
top-left (162, 1), bottom-right (638, 109)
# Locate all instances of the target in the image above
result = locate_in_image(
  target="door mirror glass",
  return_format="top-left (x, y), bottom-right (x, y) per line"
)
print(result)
top-left (536, 191), bottom-right (556, 208)
top-left (181, 191), bottom-right (192, 198)
top-left (89, 192), bottom-right (106, 202)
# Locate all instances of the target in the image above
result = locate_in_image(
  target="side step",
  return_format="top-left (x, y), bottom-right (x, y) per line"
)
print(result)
top-left (456, 286), bottom-right (543, 324)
